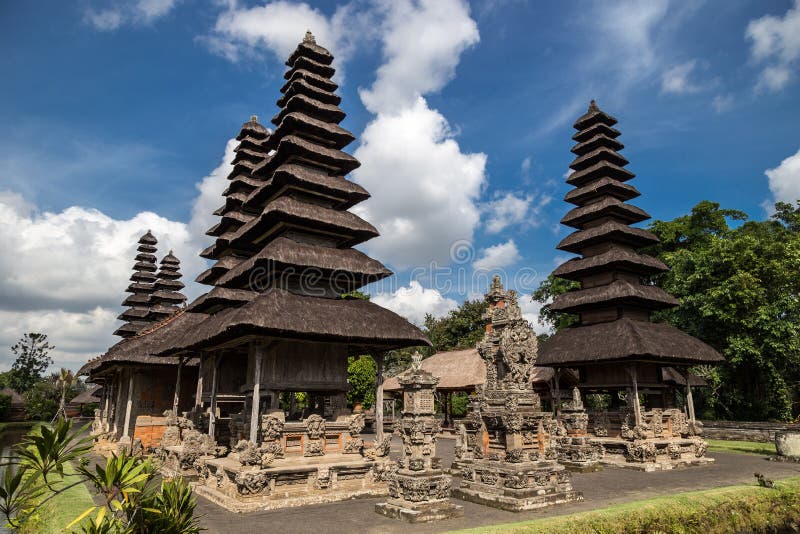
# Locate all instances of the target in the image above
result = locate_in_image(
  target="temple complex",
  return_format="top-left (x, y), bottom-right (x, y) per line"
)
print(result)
top-left (452, 276), bottom-right (582, 511)
top-left (148, 32), bottom-right (430, 511)
top-left (537, 101), bottom-right (724, 470)
top-left (81, 233), bottom-right (198, 452)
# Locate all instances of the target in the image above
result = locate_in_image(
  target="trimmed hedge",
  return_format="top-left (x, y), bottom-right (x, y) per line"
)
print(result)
top-left (455, 477), bottom-right (800, 534)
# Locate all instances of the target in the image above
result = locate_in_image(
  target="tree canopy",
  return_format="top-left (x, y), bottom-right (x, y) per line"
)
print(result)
top-left (533, 200), bottom-right (800, 421)
top-left (9, 333), bottom-right (54, 393)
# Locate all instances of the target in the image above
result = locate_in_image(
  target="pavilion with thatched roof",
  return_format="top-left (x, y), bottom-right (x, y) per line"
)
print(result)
top-left (537, 101), bottom-right (723, 469)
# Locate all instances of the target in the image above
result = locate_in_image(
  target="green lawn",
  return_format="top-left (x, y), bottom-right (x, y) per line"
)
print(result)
top-left (453, 477), bottom-right (800, 534)
top-left (19, 461), bottom-right (96, 534)
top-left (706, 438), bottom-right (776, 455)
top-left (0, 421), bottom-right (40, 435)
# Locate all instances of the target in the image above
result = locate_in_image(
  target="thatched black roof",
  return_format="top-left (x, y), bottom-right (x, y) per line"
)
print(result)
top-left (158, 288), bottom-right (430, 355)
top-left (538, 319), bottom-right (724, 366)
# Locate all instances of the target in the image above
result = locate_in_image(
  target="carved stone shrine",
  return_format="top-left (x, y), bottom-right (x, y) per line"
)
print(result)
top-left (375, 352), bottom-right (463, 522)
top-left (452, 277), bottom-right (582, 511)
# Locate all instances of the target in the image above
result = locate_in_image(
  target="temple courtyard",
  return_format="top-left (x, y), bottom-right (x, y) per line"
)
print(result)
top-left (193, 435), bottom-right (800, 533)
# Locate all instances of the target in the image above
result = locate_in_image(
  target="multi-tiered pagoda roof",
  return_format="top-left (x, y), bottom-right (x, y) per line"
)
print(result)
top-left (539, 101), bottom-right (722, 366)
top-left (114, 231), bottom-right (159, 338)
top-left (148, 251), bottom-right (186, 322)
top-left (155, 32), bottom-right (426, 353)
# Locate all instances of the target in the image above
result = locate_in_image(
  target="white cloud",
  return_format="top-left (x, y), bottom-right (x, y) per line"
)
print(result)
top-left (711, 93), bottom-right (734, 113)
top-left (518, 296), bottom-right (549, 335)
top-left (764, 147), bottom-right (800, 207)
top-left (0, 137), bottom-right (237, 370)
top-left (352, 98), bottom-right (486, 269)
top-left (472, 240), bottom-right (521, 271)
top-left (204, 0), bottom-right (379, 75)
top-left (371, 281), bottom-right (457, 326)
top-left (482, 191), bottom-right (551, 234)
top-left (661, 60), bottom-right (701, 94)
top-left (746, 0), bottom-right (800, 92)
top-left (358, 0), bottom-right (480, 114)
top-left (84, 0), bottom-right (178, 30)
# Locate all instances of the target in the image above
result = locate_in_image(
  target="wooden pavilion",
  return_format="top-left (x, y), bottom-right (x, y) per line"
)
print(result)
top-left (538, 101), bottom-right (724, 469)
top-left (145, 32), bottom-right (430, 510)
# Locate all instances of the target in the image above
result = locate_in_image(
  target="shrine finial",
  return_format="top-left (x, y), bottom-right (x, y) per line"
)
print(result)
top-left (588, 99), bottom-right (599, 112)
top-left (303, 30), bottom-right (316, 44)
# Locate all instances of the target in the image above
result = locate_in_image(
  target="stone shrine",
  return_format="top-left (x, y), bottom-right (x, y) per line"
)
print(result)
top-left (375, 352), bottom-right (463, 522)
top-left (452, 277), bottom-right (582, 511)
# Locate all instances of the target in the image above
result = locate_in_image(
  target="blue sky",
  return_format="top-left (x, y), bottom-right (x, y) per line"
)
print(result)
top-left (1, 0), bottom-right (799, 369)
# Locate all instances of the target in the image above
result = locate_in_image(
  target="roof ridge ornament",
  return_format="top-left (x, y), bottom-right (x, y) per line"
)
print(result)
top-left (589, 99), bottom-right (599, 113)
top-left (303, 30), bottom-right (316, 44)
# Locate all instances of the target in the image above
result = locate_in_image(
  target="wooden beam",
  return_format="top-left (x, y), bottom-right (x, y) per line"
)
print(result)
top-left (375, 352), bottom-right (384, 442)
top-left (195, 353), bottom-right (204, 408)
top-left (208, 353), bottom-right (220, 438)
top-left (554, 368), bottom-right (562, 418)
top-left (172, 356), bottom-right (185, 415)
top-left (122, 370), bottom-right (135, 439)
top-left (630, 364), bottom-right (641, 427)
top-left (249, 343), bottom-right (264, 443)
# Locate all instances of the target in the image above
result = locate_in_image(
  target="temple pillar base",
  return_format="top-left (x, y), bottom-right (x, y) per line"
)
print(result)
top-left (593, 436), bottom-right (715, 471)
top-left (375, 499), bottom-right (463, 523)
top-left (556, 436), bottom-right (604, 471)
top-left (453, 459), bottom-right (583, 512)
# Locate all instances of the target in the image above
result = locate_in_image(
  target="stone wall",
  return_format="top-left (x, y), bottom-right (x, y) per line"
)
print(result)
top-left (701, 420), bottom-right (799, 442)
top-left (133, 415), bottom-right (169, 449)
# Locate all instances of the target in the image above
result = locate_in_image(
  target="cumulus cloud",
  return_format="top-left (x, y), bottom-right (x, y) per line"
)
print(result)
top-left (0, 136), bottom-right (236, 369)
top-left (352, 99), bottom-right (485, 269)
top-left (746, 0), bottom-right (800, 92)
top-left (482, 191), bottom-right (551, 234)
top-left (204, 0), bottom-right (379, 74)
top-left (371, 281), bottom-right (457, 326)
top-left (661, 60), bottom-right (702, 94)
top-left (84, 0), bottom-right (178, 30)
top-left (358, 0), bottom-right (480, 114)
top-left (472, 240), bottom-right (521, 271)
top-left (518, 296), bottom-right (549, 335)
top-left (764, 147), bottom-right (800, 208)
top-left (711, 94), bottom-right (734, 113)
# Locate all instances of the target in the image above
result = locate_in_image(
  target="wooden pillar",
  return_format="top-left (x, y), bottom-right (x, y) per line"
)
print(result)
top-left (249, 343), bottom-right (264, 443)
top-left (195, 354), bottom-right (204, 409)
top-left (630, 364), bottom-right (641, 426)
top-left (684, 367), bottom-right (697, 427)
top-left (208, 353), bottom-right (220, 438)
top-left (122, 370), bottom-right (135, 439)
top-left (172, 356), bottom-right (185, 415)
top-left (102, 382), bottom-right (110, 421)
top-left (375, 352), bottom-right (385, 442)
top-left (554, 368), bottom-right (562, 418)
top-left (113, 371), bottom-right (123, 435)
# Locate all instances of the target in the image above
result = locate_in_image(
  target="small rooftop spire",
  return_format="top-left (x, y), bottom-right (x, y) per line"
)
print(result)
top-left (303, 30), bottom-right (315, 44)
top-left (588, 99), bottom-right (599, 112)
top-left (250, 115), bottom-right (258, 122)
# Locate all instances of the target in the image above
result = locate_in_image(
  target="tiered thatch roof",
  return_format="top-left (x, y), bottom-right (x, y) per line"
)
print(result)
top-left (148, 251), bottom-right (186, 322)
top-left (539, 101), bottom-right (722, 367)
top-left (114, 231), bottom-right (158, 338)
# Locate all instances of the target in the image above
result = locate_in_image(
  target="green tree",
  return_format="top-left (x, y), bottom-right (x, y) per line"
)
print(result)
top-left (423, 299), bottom-right (489, 352)
top-left (23, 380), bottom-right (60, 421)
top-left (10, 333), bottom-right (54, 393)
top-left (531, 275), bottom-right (580, 334)
top-left (346, 355), bottom-right (377, 409)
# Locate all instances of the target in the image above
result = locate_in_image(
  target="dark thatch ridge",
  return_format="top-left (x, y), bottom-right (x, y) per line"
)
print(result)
top-left (550, 279), bottom-right (679, 312)
top-left (561, 196), bottom-right (650, 228)
top-left (552, 246), bottom-right (668, 279)
top-left (564, 177), bottom-right (640, 205)
top-left (186, 287), bottom-right (256, 313)
top-left (557, 220), bottom-right (658, 253)
top-left (156, 288), bottom-right (430, 355)
top-left (538, 318), bottom-right (724, 366)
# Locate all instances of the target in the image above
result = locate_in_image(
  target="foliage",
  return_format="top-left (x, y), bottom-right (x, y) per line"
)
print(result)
top-left (0, 372), bottom-right (16, 390)
top-left (531, 275), bottom-right (580, 334)
top-left (0, 395), bottom-right (11, 420)
top-left (346, 356), bottom-right (376, 409)
top-left (456, 477), bottom-right (800, 534)
top-left (0, 419), bottom-right (201, 533)
top-left (424, 299), bottom-right (489, 352)
top-left (533, 200), bottom-right (800, 421)
top-left (22, 381), bottom-right (59, 422)
top-left (450, 392), bottom-right (468, 417)
top-left (9, 334), bottom-right (54, 393)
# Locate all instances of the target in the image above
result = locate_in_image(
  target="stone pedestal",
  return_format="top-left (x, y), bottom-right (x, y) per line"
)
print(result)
top-left (775, 431), bottom-right (800, 462)
top-left (375, 352), bottom-right (462, 522)
top-left (555, 388), bottom-right (603, 470)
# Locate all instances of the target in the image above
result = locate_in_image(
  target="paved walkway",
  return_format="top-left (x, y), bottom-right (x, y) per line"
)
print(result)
top-left (195, 437), bottom-right (800, 534)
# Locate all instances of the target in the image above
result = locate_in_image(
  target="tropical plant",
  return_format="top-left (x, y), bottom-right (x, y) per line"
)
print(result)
top-left (0, 418), bottom-right (202, 533)
top-left (346, 355), bottom-right (376, 409)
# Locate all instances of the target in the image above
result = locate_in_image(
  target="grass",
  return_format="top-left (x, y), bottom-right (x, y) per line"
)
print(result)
top-left (0, 421), bottom-right (41, 436)
top-left (453, 477), bottom-right (800, 534)
top-left (706, 438), bottom-right (776, 455)
top-left (20, 461), bottom-right (95, 534)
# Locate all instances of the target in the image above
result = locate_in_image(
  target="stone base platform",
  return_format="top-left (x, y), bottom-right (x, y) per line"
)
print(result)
top-left (557, 436), bottom-right (603, 472)
top-left (375, 499), bottom-right (463, 523)
top-left (193, 453), bottom-right (390, 512)
top-left (453, 460), bottom-right (583, 512)
top-left (594, 437), bottom-right (714, 471)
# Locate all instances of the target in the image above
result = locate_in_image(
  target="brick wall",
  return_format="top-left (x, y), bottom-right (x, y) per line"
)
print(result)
top-left (133, 415), bottom-right (169, 449)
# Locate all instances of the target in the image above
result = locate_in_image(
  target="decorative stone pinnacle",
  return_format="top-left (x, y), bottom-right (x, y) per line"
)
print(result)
top-left (250, 115), bottom-right (258, 122)
top-left (303, 30), bottom-right (315, 44)
top-left (589, 99), bottom-right (599, 112)
top-left (411, 351), bottom-right (423, 371)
